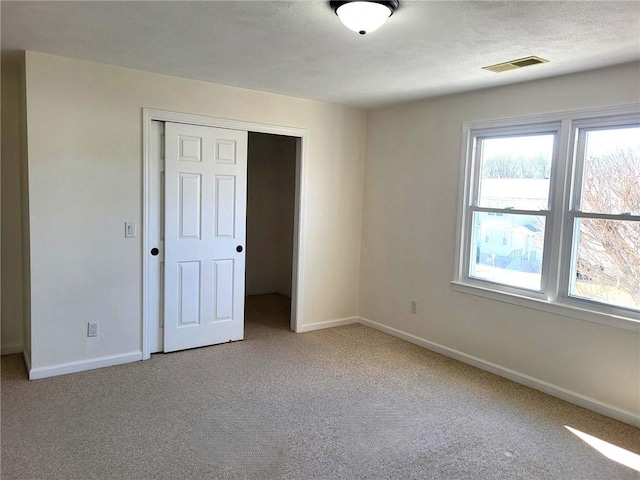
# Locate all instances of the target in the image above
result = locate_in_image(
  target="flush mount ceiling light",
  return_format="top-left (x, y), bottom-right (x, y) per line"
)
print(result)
top-left (330, 1), bottom-right (399, 35)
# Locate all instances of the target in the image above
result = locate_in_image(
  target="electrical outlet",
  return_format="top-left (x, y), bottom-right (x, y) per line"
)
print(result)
top-left (410, 301), bottom-right (417, 314)
top-left (88, 322), bottom-right (98, 337)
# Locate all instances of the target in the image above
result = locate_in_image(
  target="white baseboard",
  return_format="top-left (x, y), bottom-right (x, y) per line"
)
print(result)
top-left (29, 351), bottom-right (143, 380)
top-left (297, 316), bottom-right (359, 333)
top-left (1, 343), bottom-right (24, 356)
top-left (359, 317), bottom-right (640, 428)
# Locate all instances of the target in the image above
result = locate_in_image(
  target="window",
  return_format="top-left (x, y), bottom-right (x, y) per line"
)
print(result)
top-left (455, 106), bottom-right (640, 324)
top-left (566, 123), bottom-right (640, 311)
top-left (467, 129), bottom-right (556, 292)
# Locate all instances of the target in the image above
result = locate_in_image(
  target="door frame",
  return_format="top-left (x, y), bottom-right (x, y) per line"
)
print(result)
top-left (142, 108), bottom-right (309, 360)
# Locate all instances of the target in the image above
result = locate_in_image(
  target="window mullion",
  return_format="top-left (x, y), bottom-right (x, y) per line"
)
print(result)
top-left (548, 119), bottom-right (573, 303)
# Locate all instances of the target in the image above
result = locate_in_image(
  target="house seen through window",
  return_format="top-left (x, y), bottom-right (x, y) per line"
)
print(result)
top-left (470, 133), bottom-right (553, 291)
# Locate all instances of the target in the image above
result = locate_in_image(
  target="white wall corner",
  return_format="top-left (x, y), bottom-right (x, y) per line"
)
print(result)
top-left (22, 349), bottom-right (31, 374)
top-left (1, 344), bottom-right (24, 356)
top-left (28, 351), bottom-right (142, 380)
top-left (296, 316), bottom-right (359, 333)
top-left (358, 317), bottom-right (640, 428)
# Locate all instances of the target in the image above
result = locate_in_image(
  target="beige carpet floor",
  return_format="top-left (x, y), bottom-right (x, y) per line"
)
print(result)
top-left (2, 294), bottom-right (639, 480)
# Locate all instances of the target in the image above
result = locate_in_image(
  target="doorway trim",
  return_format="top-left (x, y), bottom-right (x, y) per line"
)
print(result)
top-left (142, 108), bottom-right (309, 360)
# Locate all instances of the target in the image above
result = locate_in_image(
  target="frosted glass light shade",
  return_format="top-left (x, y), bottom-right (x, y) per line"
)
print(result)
top-left (335, 1), bottom-right (393, 35)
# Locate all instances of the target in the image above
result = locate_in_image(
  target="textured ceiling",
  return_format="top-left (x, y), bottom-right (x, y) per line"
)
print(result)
top-left (2, 1), bottom-right (639, 108)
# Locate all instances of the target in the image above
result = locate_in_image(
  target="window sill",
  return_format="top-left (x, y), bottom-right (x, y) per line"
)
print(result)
top-left (450, 281), bottom-right (640, 332)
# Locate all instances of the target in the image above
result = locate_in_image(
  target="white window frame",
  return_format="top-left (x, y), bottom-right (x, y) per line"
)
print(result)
top-left (461, 122), bottom-right (560, 299)
top-left (452, 104), bottom-right (640, 332)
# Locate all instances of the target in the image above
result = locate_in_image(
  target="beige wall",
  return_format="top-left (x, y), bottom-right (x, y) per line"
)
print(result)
top-left (360, 62), bottom-right (640, 417)
top-left (246, 132), bottom-right (296, 297)
top-left (1, 53), bottom-right (25, 355)
top-left (24, 51), bottom-right (366, 369)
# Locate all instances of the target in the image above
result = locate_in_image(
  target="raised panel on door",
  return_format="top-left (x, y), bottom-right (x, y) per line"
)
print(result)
top-left (178, 261), bottom-right (201, 326)
top-left (214, 259), bottom-right (234, 321)
top-left (179, 135), bottom-right (203, 162)
top-left (179, 173), bottom-right (202, 239)
top-left (164, 122), bottom-right (247, 353)
top-left (215, 175), bottom-right (236, 238)
top-left (215, 139), bottom-right (237, 165)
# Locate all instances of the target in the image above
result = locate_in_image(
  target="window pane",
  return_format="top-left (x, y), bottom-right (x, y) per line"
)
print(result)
top-left (478, 134), bottom-right (554, 210)
top-left (579, 126), bottom-right (640, 215)
top-left (470, 212), bottom-right (545, 290)
top-left (569, 218), bottom-right (640, 311)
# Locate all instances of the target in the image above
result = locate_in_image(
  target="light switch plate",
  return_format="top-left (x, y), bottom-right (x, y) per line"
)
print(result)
top-left (125, 222), bottom-right (136, 238)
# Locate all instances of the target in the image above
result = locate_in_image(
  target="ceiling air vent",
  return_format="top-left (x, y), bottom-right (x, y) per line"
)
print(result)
top-left (482, 56), bottom-right (548, 73)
